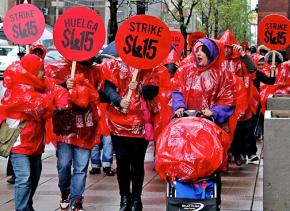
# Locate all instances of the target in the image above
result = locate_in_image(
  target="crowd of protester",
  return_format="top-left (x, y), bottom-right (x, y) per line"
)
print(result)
top-left (1, 28), bottom-right (290, 211)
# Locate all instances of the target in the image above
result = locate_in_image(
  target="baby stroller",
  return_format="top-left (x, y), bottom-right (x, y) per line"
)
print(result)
top-left (157, 110), bottom-right (226, 211)
top-left (166, 173), bottom-right (221, 211)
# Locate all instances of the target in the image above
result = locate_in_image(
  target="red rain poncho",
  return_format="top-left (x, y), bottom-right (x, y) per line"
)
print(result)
top-left (156, 116), bottom-right (231, 183)
top-left (0, 54), bottom-right (64, 155)
top-left (151, 66), bottom-right (173, 138)
top-left (45, 59), bottom-right (101, 150)
top-left (101, 58), bottom-right (159, 138)
top-left (97, 103), bottom-right (110, 137)
top-left (260, 61), bottom-right (290, 113)
top-left (220, 29), bottom-right (257, 120)
top-left (172, 39), bottom-right (236, 134)
top-left (29, 42), bottom-right (47, 60)
top-left (156, 39), bottom-right (236, 182)
top-left (152, 49), bottom-right (181, 138)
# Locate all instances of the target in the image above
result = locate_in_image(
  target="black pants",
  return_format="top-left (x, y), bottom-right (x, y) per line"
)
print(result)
top-left (6, 156), bottom-right (14, 176)
top-left (111, 134), bottom-right (149, 197)
top-left (231, 118), bottom-right (257, 157)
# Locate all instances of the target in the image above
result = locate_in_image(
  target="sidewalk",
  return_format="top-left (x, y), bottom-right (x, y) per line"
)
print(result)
top-left (0, 142), bottom-right (263, 211)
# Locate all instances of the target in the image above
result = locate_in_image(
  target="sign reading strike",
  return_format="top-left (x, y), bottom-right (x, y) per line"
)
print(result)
top-left (115, 15), bottom-right (171, 69)
top-left (170, 31), bottom-right (185, 55)
top-left (3, 4), bottom-right (45, 45)
top-left (258, 14), bottom-right (290, 50)
top-left (53, 7), bottom-right (105, 61)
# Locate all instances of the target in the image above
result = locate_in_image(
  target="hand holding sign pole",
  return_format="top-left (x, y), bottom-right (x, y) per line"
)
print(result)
top-left (121, 69), bottom-right (139, 113)
top-left (3, 3), bottom-right (45, 54)
top-left (53, 6), bottom-right (105, 84)
top-left (115, 15), bottom-right (171, 111)
top-left (258, 14), bottom-right (290, 77)
top-left (125, 69), bottom-right (139, 102)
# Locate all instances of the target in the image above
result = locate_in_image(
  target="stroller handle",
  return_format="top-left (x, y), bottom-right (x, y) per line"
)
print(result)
top-left (170, 109), bottom-right (214, 122)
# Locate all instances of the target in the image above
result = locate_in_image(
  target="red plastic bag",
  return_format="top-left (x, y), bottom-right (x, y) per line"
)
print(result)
top-left (156, 117), bottom-right (228, 183)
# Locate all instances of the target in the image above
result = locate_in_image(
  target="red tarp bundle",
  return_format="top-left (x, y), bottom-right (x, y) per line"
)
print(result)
top-left (156, 116), bottom-right (231, 183)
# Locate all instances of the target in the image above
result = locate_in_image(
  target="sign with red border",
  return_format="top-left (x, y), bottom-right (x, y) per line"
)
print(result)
top-left (53, 6), bottom-right (106, 61)
top-left (115, 15), bottom-right (171, 69)
top-left (188, 32), bottom-right (206, 49)
top-left (258, 14), bottom-right (290, 50)
top-left (170, 31), bottom-right (185, 55)
top-left (3, 4), bottom-right (45, 45)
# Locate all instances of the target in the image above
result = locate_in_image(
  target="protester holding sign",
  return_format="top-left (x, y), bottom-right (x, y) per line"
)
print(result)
top-left (260, 51), bottom-right (285, 111)
top-left (258, 14), bottom-right (290, 112)
top-left (103, 15), bottom-right (170, 211)
top-left (45, 58), bottom-right (101, 211)
top-left (102, 55), bottom-right (159, 211)
top-left (46, 6), bottom-right (106, 211)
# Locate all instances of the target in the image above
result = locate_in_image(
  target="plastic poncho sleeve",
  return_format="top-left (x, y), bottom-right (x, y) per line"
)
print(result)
top-left (0, 91), bottom-right (55, 121)
top-left (172, 91), bottom-right (187, 112)
top-left (100, 58), bottom-right (120, 87)
top-left (211, 105), bottom-right (234, 124)
top-left (216, 70), bottom-right (236, 107)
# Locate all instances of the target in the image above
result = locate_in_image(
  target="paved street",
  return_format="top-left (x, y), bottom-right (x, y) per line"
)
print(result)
top-left (0, 142), bottom-right (263, 211)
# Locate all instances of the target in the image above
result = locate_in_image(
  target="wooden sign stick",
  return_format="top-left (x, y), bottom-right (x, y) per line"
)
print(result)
top-left (26, 45), bottom-right (29, 55)
top-left (126, 69), bottom-right (139, 102)
top-left (270, 51), bottom-right (276, 77)
top-left (68, 61), bottom-right (77, 93)
top-left (70, 61), bottom-right (77, 79)
top-left (122, 69), bottom-right (139, 113)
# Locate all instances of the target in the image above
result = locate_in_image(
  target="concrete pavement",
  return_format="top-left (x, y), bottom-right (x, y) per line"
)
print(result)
top-left (0, 141), bottom-right (263, 211)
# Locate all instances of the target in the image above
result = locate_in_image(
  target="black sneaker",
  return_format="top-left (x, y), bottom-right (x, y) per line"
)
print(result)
top-left (103, 167), bottom-right (115, 176)
top-left (248, 155), bottom-right (259, 164)
top-left (6, 175), bottom-right (15, 184)
top-left (89, 168), bottom-right (100, 175)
